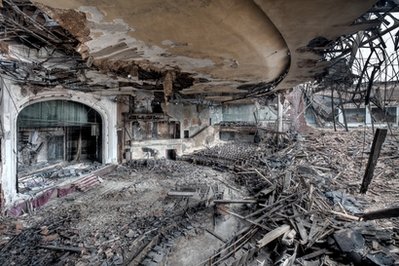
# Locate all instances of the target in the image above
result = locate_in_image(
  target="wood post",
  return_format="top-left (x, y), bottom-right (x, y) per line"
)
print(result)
top-left (277, 93), bottom-right (283, 133)
top-left (276, 93), bottom-right (283, 144)
top-left (360, 128), bottom-right (387, 193)
top-left (331, 88), bottom-right (336, 131)
top-left (337, 89), bottom-right (348, 132)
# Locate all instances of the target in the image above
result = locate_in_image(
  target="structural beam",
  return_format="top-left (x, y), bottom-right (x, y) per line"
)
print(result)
top-left (360, 128), bottom-right (387, 193)
top-left (362, 206), bottom-right (399, 220)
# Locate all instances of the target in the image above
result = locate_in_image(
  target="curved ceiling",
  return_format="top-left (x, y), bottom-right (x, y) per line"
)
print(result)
top-left (32, 0), bottom-right (376, 101)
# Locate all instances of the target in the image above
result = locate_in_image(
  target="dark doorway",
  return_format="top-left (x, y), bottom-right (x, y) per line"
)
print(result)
top-left (184, 130), bottom-right (189, 139)
top-left (175, 123), bottom-right (181, 139)
top-left (166, 149), bottom-right (177, 160)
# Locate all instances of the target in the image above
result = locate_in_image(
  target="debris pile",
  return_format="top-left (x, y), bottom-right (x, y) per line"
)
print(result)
top-left (183, 129), bottom-right (399, 265)
top-left (0, 160), bottom-right (245, 265)
top-left (18, 162), bottom-right (103, 194)
top-left (1, 129), bottom-right (399, 265)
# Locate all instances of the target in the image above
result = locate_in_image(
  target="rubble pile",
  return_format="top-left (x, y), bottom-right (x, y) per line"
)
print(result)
top-left (0, 129), bottom-right (399, 265)
top-left (0, 160), bottom-right (245, 265)
top-left (184, 129), bottom-right (399, 265)
top-left (18, 162), bottom-right (103, 194)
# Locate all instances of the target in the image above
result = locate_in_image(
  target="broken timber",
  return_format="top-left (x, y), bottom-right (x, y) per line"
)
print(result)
top-left (167, 191), bottom-right (195, 197)
top-left (213, 199), bottom-right (258, 204)
top-left (38, 245), bottom-right (85, 253)
top-left (362, 206), bottom-right (399, 221)
top-left (360, 128), bottom-right (387, 193)
top-left (256, 224), bottom-right (291, 248)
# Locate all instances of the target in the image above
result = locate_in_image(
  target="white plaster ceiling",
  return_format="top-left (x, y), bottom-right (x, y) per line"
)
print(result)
top-left (32, 0), bottom-right (376, 101)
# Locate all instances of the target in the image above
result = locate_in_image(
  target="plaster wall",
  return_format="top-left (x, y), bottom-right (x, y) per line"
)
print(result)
top-left (165, 103), bottom-right (217, 138)
top-left (129, 102), bottom-right (282, 160)
top-left (130, 125), bottom-right (220, 160)
top-left (222, 104), bottom-right (276, 122)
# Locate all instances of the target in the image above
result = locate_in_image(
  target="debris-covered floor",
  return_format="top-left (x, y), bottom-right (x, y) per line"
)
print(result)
top-left (1, 128), bottom-right (399, 266)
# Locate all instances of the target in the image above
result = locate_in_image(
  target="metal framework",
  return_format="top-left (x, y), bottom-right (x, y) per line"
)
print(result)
top-left (304, 0), bottom-right (399, 128)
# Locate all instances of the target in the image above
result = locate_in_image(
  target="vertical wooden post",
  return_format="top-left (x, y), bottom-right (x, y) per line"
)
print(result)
top-left (360, 128), bottom-right (387, 193)
top-left (337, 89), bottom-right (348, 132)
top-left (277, 94), bottom-right (283, 133)
top-left (368, 104), bottom-right (375, 134)
top-left (276, 93), bottom-right (283, 144)
top-left (331, 88), bottom-right (336, 131)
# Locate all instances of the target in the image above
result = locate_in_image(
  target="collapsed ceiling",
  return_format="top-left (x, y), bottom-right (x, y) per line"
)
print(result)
top-left (0, 0), bottom-right (379, 103)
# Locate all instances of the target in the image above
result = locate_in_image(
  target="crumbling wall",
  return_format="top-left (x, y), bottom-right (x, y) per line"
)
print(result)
top-left (130, 125), bottom-right (221, 159)
top-left (130, 139), bottom-right (183, 159)
top-left (133, 91), bottom-right (154, 113)
top-left (126, 99), bottom-right (292, 159)
top-left (124, 101), bottom-right (221, 160)
top-left (165, 103), bottom-right (215, 138)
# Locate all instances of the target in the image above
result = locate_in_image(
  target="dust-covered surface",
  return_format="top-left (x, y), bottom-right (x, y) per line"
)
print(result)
top-left (1, 129), bottom-right (399, 265)
top-left (0, 160), bottom-right (247, 266)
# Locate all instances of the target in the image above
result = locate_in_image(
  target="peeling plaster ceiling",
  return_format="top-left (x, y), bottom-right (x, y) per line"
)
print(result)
top-left (2, 0), bottom-right (378, 102)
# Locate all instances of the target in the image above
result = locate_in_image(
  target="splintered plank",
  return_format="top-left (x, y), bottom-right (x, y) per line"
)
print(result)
top-left (167, 191), bottom-right (195, 197)
top-left (253, 168), bottom-right (274, 186)
top-left (257, 224), bottom-right (291, 248)
top-left (360, 128), bottom-right (387, 194)
top-left (217, 207), bottom-right (271, 231)
top-left (330, 210), bottom-right (360, 221)
top-left (255, 185), bottom-right (276, 198)
top-left (293, 207), bottom-right (308, 245)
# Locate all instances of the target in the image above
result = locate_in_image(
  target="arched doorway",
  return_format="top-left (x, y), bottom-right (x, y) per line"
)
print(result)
top-left (17, 100), bottom-right (102, 191)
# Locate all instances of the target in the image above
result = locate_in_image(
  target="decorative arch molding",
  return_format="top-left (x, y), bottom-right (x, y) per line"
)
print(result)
top-left (1, 86), bottom-right (118, 207)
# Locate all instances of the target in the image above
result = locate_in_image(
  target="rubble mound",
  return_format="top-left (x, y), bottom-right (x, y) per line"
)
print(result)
top-left (1, 129), bottom-right (399, 265)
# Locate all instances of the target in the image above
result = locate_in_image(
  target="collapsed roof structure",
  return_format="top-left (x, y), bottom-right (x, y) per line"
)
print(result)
top-left (1, 0), bottom-right (399, 265)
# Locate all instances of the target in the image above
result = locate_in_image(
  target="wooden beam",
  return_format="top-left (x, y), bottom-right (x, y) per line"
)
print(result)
top-left (360, 128), bottom-right (387, 193)
top-left (205, 229), bottom-right (227, 243)
top-left (167, 191), bottom-right (195, 197)
top-left (337, 90), bottom-right (348, 132)
top-left (331, 88), bottom-right (336, 131)
top-left (217, 207), bottom-right (271, 231)
top-left (38, 245), bottom-right (84, 253)
top-left (362, 206), bottom-right (399, 220)
top-left (253, 168), bottom-right (273, 186)
top-left (213, 199), bottom-right (258, 204)
top-left (256, 224), bottom-right (290, 248)
top-left (330, 210), bottom-right (360, 221)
